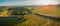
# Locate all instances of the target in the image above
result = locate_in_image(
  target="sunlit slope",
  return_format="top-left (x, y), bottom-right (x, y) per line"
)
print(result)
top-left (14, 14), bottom-right (60, 26)
top-left (14, 14), bottom-right (48, 26)
top-left (34, 5), bottom-right (60, 16)
top-left (0, 7), bottom-right (10, 16)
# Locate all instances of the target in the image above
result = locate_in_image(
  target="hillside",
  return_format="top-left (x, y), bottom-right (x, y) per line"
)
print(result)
top-left (34, 5), bottom-right (60, 16)
top-left (0, 5), bottom-right (60, 26)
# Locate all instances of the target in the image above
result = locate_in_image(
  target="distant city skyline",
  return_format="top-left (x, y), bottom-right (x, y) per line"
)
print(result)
top-left (0, 0), bottom-right (60, 6)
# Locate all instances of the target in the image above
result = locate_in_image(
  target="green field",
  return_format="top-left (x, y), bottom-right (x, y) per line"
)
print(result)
top-left (0, 5), bottom-right (60, 26)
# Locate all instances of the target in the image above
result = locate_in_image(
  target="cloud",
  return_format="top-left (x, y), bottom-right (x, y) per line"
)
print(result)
top-left (0, 0), bottom-right (35, 6)
top-left (0, 0), bottom-right (60, 6)
top-left (32, 0), bottom-right (60, 5)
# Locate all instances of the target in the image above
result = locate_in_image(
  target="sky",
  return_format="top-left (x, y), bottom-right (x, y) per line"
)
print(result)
top-left (0, 0), bottom-right (60, 6)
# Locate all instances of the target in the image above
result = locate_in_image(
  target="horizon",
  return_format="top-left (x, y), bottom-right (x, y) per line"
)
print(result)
top-left (0, 0), bottom-right (60, 6)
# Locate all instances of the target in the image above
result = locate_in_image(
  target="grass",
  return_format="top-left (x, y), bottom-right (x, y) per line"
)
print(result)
top-left (14, 14), bottom-right (60, 26)
top-left (14, 5), bottom-right (60, 26)
top-left (0, 5), bottom-right (60, 26)
top-left (14, 14), bottom-right (48, 26)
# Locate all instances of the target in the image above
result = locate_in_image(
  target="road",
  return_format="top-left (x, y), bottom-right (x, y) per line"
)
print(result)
top-left (34, 13), bottom-right (60, 22)
top-left (26, 10), bottom-right (60, 22)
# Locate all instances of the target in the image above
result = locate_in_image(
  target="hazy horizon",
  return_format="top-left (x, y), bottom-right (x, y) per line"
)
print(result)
top-left (0, 0), bottom-right (60, 6)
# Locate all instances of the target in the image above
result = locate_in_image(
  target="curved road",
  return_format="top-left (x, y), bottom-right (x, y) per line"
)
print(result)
top-left (34, 13), bottom-right (60, 22)
top-left (26, 9), bottom-right (60, 22)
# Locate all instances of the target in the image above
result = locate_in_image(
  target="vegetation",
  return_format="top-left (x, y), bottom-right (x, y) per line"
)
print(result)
top-left (0, 5), bottom-right (60, 26)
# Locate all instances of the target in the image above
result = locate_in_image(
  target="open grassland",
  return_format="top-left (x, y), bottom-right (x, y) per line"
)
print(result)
top-left (14, 5), bottom-right (60, 26)
top-left (0, 5), bottom-right (60, 26)
top-left (14, 14), bottom-right (60, 26)
top-left (14, 14), bottom-right (48, 26)
top-left (34, 5), bottom-right (60, 16)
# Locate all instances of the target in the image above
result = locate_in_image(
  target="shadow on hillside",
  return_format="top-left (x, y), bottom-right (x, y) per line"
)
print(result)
top-left (0, 16), bottom-right (27, 26)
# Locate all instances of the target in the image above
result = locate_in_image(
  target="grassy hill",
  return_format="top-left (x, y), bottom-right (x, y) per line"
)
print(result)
top-left (14, 14), bottom-right (60, 26)
top-left (34, 5), bottom-right (60, 16)
top-left (0, 5), bottom-right (60, 26)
